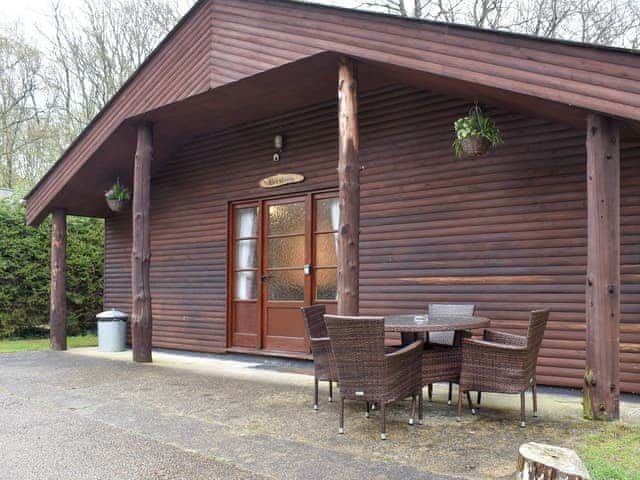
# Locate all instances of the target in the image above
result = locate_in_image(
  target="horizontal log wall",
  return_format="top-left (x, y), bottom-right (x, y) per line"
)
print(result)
top-left (104, 86), bottom-right (640, 392)
top-left (210, 0), bottom-right (640, 119)
top-left (29, 0), bottom-right (640, 225)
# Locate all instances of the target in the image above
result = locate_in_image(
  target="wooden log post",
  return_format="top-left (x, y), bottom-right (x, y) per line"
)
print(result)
top-left (50, 209), bottom-right (67, 351)
top-left (131, 122), bottom-right (153, 363)
top-left (583, 113), bottom-right (620, 420)
top-left (337, 56), bottom-right (360, 316)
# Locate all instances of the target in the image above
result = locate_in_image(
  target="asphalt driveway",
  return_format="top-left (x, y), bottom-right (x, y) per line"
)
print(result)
top-left (0, 349), bottom-right (637, 479)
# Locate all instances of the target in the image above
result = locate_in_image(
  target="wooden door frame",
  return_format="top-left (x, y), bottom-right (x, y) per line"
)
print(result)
top-left (260, 194), bottom-right (307, 352)
top-left (226, 187), bottom-right (338, 350)
top-left (227, 199), bottom-right (262, 350)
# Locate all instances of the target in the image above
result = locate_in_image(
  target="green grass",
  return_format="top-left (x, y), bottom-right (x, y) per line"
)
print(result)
top-left (0, 334), bottom-right (97, 353)
top-left (578, 423), bottom-right (640, 480)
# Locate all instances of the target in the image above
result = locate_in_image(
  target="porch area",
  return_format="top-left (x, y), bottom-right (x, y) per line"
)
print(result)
top-left (33, 50), bottom-right (640, 419)
top-left (1, 348), bottom-right (638, 479)
top-left (25, 2), bottom-right (640, 425)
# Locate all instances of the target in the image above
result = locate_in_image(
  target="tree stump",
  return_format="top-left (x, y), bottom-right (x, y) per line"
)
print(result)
top-left (516, 442), bottom-right (590, 479)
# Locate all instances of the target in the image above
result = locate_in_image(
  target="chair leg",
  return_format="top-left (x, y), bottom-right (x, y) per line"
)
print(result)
top-left (428, 384), bottom-right (433, 402)
top-left (418, 389), bottom-right (424, 425)
top-left (328, 381), bottom-right (333, 403)
top-left (380, 403), bottom-right (387, 440)
top-left (456, 387), bottom-right (463, 421)
top-left (339, 396), bottom-right (345, 434)
top-left (365, 401), bottom-right (370, 418)
top-left (520, 392), bottom-right (526, 428)
top-left (532, 383), bottom-right (538, 418)
top-left (409, 395), bottom-right (416, 425)
top-left (313, 377), bottom-right (319, 410)
top-left (448, 382), bottom-right (453, 406)
top-left (476, 391), bottom-right (482, 409)
top-left (466, 391), bottom-right (476, 415)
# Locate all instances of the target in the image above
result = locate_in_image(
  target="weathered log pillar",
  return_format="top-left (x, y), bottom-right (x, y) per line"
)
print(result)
top-left (337, 56), bottom-right (360, 316)
top-left (131, 122), bottom-right (153, 363)
top-left (584, 113), bottom-right (620, 420)
top-left (50, 208), bottom-right (67, 350)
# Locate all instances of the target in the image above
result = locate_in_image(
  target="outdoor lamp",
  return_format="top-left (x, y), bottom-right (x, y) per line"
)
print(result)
top-left (273, 134), bottom-right (284, 162)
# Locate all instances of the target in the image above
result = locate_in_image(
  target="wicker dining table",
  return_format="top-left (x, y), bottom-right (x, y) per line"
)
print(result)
top-left (384, 314), bottom-right (491, 346)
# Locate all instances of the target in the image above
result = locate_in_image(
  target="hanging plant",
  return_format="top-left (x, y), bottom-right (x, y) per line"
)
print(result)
top-left (453, 105), bottom-right (503, 158)
top-left (105, 178), bottom-right (130, 212)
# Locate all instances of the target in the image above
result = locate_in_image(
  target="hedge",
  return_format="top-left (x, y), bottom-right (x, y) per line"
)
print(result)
top-left (0, 198), bottom-right (104, 337)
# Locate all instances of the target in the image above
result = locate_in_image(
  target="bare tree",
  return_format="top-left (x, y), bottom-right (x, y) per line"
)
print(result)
top-left (42, 0), bottom-right (184, 145)
top-left (356, 0), bottom-right (640, 48)
top-left (0, 0), bottom-right (185, 191)
top-left (0, 28), bottom-right (44, 189)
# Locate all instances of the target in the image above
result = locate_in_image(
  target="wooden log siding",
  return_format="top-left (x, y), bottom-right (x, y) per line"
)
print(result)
top-left (209, 0), bottom-right (640, 119)
top-left (26, 0), bottom-right (640, 226)
top-left (103, 86), bottom-right (640, 392)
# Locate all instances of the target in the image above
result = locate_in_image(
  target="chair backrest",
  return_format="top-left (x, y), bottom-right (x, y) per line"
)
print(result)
top-left (324, 314), bottom-right (385, 398)
top-left (428, 304), bottom-right (476, 345)
top-left (525, 309), bottom-right (550, 377)
top-left (428, 304), bottom-right (476, 316)
top-left (526, 309), bottom-right (549, 354)
top-left (301, 305), bottom-right (327, 339)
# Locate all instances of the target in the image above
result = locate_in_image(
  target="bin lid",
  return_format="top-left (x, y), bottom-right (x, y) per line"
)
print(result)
top-left (96, 308), bottom-right (128, 320)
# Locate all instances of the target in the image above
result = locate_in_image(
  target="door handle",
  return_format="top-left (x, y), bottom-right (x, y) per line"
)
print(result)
top-left (261, 273), bottom-right (272, 282)
top-left (304, 264), bottom-right (312, 275)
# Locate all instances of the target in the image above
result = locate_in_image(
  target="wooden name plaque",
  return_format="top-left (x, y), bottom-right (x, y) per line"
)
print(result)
top-left (259, 173), bottom-right (305, 189)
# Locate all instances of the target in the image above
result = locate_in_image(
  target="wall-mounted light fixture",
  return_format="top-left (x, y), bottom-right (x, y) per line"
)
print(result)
top-left (273, 134), bottom-right (284, 162)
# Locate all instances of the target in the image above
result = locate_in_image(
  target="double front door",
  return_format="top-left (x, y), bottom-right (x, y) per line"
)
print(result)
top-left (229, 192), bottom-right (338, 353)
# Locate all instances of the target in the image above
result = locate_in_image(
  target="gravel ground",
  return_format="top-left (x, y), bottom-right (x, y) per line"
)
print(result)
top-left (0, 349), bottom-right (638, 480)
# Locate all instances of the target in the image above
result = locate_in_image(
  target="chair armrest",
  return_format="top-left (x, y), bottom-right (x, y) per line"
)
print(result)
top-left (310, 336), bottom-right (329, 343)
top-left (461, 338), bottom-right (529, 392)
top-left (309, 337), bottom-right (331, 355)
top-left (385, 340), bottom-right (423, 377)
top-left (463, 338), bottom-right (527, 352)
top-left (483, 329), bottom-right (527, 347)
top-left (385, 340), bottom-right (423, 396)
top-left (385, 339), bottom-right (423, 360)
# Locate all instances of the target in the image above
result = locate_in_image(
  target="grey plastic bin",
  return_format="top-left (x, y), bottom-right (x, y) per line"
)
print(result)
top-left (97, 309), bottom-right (127, 352)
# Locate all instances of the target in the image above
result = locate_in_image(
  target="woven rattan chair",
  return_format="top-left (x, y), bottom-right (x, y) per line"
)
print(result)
top-left (325, 314), bottom-right (423, 440)
top-left (301, 305), bottom-right (338, 410)
top-left (456, 309), bottom-right (550, 427)
top-left (423, 303), bottom-right (476, 405)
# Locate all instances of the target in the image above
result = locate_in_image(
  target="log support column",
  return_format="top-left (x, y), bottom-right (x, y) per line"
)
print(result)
top-left (50, 209), bottom-right (67, 350)
top-left (584, 113), bottom-right (620, 420)
top-left (337, 56), bottom-right (360, 316)
top-left (131, 122), bottom-right (153, 363)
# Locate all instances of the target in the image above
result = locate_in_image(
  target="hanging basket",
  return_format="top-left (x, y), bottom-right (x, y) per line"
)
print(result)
top-left (460, 135), bottom-right (490, 157)
top-left (106, 198), bottom-right (129, 212)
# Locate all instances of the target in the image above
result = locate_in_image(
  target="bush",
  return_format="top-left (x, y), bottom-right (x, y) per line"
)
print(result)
top-left (0, 198), bottom-right (104, 337)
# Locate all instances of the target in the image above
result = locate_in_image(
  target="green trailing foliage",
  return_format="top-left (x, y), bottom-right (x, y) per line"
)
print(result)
top-left (452, 108), bottom-right (503, 157)
top-left (105, 178), bottom-right (130, 201)
top-left (0, 198), bottom-right (104, 338)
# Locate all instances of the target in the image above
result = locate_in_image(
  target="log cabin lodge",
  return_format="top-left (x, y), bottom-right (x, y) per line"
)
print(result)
top-left (26, 0), bottom-right (640, 415)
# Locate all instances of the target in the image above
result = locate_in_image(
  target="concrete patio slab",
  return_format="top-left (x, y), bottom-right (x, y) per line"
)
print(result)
top-left (0, 348), bottom-right (638, 479)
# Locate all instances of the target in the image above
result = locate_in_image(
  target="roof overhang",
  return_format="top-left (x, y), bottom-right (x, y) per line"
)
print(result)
top-left (25, 52), bottom-right (397, 225)
top-left (25, 44), bottom-right (640, 226)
